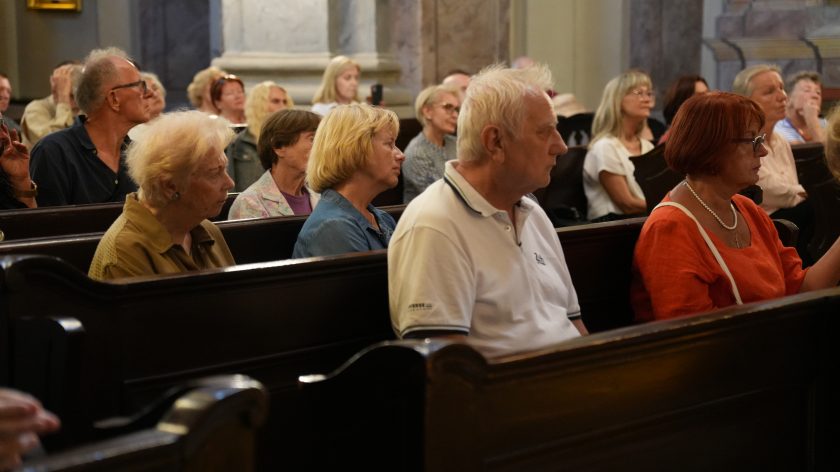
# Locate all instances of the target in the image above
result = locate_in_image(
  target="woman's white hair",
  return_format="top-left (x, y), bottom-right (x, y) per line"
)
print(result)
top-left (456, 63), bottom-right (553, 163)
top-left (127, 110), bottom-right (234, 208)
top-left (732, 63), bottom-right (782, 97)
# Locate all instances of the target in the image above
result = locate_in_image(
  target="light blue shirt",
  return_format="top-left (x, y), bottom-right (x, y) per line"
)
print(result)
top-left (292, 188), bottom-right (396, 258)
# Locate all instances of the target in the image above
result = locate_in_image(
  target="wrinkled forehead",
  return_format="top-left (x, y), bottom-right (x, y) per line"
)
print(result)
top-left (112, 57), bottom-right (140, 81)
top-left (793, 78), bottom-right (820, 92)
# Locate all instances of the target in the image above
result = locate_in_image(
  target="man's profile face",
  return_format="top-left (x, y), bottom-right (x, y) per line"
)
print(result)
top-left (110, 58), bottom-right (152, 124)
top-left (502, 92), bottom-right (566, 193)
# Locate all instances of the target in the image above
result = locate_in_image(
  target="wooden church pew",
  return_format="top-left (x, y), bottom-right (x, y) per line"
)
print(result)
top-left (0, 193), bottom-right (240, 242)
top-left (298, 285), bottom-right (840, 471)
top-left (0, 204), bottom-right (407, 272)
top-left (21, 375), bottom-right (268, 472)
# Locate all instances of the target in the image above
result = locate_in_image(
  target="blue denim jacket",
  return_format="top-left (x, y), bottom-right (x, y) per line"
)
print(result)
top-left (292, 188), bottom-right (396, 258)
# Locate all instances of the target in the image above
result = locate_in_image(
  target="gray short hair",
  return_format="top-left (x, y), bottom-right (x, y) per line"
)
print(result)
top-left (75, 47), bottom-right (133, 115)
top-left (457, 63), bottom-right (553, 163)
top-left (732, 64), bottom-right (781, 97)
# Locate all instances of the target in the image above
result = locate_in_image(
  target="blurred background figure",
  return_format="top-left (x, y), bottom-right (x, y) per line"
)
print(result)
top-left (0, 72), bottom-right (21, 136)
top-left (441, 69), bottom-right (471, 102)
top-left (402, 84), bottom-right (460, 203)
top-left (128, 72), bottom-right (167, 142)
top-left (311, 55), bottom-right (360, 116)
top-left (20, 61), bottom-right (82, 149)
top-left (229, 109), bottom-right (321, 219)
top-left (0, 388), bottom-right (60, 471)
top-left (775, 70), bottom-right (826, 144)
top-left (227, 81), bottom-right (293, 191)
top-left (187, 66), bottom-right (227, 115)
top-left (659, 74), bottom-right (709, 144)
top-left (583, 70), bottom-right (655, 221)
top-left (210, 74), bottom-right (246, 125)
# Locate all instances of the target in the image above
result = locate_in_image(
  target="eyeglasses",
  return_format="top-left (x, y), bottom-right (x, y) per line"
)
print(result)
top-left (437, 103), bottom-right (460, 114)
top-left (110, 80), bottom-right (147, 94)
top-left (732, 133), bottom-right (766, 153)
top-left (628, 89), bottom-right (654, 100)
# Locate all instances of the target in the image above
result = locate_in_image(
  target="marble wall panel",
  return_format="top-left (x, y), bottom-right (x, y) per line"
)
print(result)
top-left (389, 0), bottom-right (422, 95)
top-left (434, 0), bottom-right (510, 81)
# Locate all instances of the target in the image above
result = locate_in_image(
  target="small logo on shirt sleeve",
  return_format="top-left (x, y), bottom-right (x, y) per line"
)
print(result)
top-left (534, 252), bottom-right (546, 265)
top-left (407, 302), bottom-right (433, 312)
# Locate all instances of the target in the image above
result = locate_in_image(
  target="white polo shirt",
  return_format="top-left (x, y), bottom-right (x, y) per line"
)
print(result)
top-left (388, 161), bottom-right (582, 358)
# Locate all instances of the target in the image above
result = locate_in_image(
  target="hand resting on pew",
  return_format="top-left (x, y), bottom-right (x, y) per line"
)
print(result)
top-left (0, 388), bottom-right (60, 471)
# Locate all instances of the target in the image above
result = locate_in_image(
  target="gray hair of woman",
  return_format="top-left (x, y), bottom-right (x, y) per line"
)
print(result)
top-left (126, 110), bottom-right (234, 208)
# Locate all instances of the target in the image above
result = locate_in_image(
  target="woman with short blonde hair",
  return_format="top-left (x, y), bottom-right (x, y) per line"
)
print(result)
top-left (90, 110), bottom-right (236, 280)
top-left (187, 66), bottom-right (226, 114)
top-left (293, 104), bottom-right (404, 257)
top-left (311, 55), bottom-right (361, 116)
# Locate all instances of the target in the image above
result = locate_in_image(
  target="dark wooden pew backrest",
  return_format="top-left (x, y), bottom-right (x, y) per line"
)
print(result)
top-left (629, 144), bottom-right (682, 214)
top-left (300, 286), bottom-right (840, 471)
top-left (0, 193), bottom-right (240, 242)
top-left (534, 146), bottom-right (589, 226)
top-left (22, 375), bottom-right (268, 472)
top-left (0, 204), bottom-right (406, 272)
top-left (2, 250), bottom-right (395, 470)
top-left (794, 145), bottom-right (839, 261)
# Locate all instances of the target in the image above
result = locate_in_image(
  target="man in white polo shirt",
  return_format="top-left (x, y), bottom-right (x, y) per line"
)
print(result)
top-left (389, 64), bottom-right (588, 358)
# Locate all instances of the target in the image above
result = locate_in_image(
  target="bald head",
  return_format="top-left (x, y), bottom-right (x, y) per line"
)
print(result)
top-left (442, 72), bottom-right (470, 101)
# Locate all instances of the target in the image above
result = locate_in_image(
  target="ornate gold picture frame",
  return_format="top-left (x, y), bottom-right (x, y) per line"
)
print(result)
top-left (27, 0), bottom-right (82, 12)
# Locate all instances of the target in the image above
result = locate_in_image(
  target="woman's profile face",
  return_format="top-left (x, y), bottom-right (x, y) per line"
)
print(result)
top-left (335, 66), bottom-right (359, 103)
top-left (180, 150), bottom-right (235, 220)
top-left (621, 85), bottom-right (654, 120)
top-left (424, 92), bottom-right (460, 137)
top-left (275, 131), bottom-right (315, 175)
top-left (748, 71), bottom-right (786, 124)
top-left (361, 128), bottom-right (405, 190)
top-left (267, 87), bottom-right (289, 114)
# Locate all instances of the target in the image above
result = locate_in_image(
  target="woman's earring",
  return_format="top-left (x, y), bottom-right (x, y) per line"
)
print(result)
top-left (172, 191), bottom-right (181, 201)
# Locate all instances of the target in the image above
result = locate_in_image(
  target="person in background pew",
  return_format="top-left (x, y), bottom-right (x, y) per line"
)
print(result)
top-left (775, 70), bottom-right (826, 144)
top-left (19, 61), bottom-right (82, 149)
top-left (733, 64), bottom-right (815, 264)
top-left (187, 66), bottom-right (227, 115)
top-left (227, 81), bottom-right (294, 191)
top-left (292, 104), bottom-right (403, 258)
top-left (632, 92), bottom-right (840, 321)
top-left (228, 109), bottom-right (321, 219)
top-left (0, 122), bottom-right (37, 209)
top-left (401, 84), bottom-right (460, 203)
top-left (30, 47), bottom-right (148, 207)
top-left (127, 72), bottom-right (167, 142)
top-left (826, 106), bottom-right (840, 181)
top-left (441, 69), bottom-right (471, 103)
top-left (88, 110), bottom-right (236, 280)
top-left (0, 388), bottom-right (60, 471)
top-left (389, 64), bottom-right (588, 358)
top-left (583, 70), bottom-right (655, 221)
top-left (659, 74), bottom-right (709, 144)
top-left (210, 74), bottom-right (246, 126)
top-left (311, 55), bottom-right (361, 116)
top-left (0, 72), bottom-right (21, 137)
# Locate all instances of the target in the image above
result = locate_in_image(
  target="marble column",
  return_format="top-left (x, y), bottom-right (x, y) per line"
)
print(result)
top-left (213, 0), bottom-right (411, 115)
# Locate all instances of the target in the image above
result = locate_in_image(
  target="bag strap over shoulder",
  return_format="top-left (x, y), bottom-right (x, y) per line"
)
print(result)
top-left (653, 201), bottom-right (743, 305)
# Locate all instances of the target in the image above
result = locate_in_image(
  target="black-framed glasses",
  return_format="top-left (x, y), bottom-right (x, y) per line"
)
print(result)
top-left (110, 79), bottom-right (147, 94)
top-left (732, 133), bottom-right (766, 153)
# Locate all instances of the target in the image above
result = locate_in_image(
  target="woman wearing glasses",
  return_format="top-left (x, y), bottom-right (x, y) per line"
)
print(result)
top-left (583, 70), bottom-right (655, 221)
top-left (401, 84), bottom-right (460, 203)
top-left (632, 92), bottom-right (840, 321)
top-left (733, 64), bottom-right (814, 264)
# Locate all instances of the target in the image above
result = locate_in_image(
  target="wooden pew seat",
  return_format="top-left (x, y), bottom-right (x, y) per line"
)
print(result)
top-left (22, 375), bottom-right (268, 472)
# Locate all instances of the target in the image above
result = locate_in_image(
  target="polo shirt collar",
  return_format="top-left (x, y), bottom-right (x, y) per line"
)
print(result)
top-left (443, 160), bottom-right (536, 218)
top-left (73, 115), bottom-right (132, 154)
top-left (123, 193), bottom-right (216, 254)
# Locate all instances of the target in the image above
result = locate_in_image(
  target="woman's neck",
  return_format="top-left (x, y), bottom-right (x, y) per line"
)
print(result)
top-left (423, 126), bottom-right (445, 147)
top-left (271, 166), bottom-right (307, 196)
top-left (221, 109), bottom-right (245, 124)
top-left (334, 177), bottom-right (380, 218)
top-left (141, 199), bottom-right (200, 253)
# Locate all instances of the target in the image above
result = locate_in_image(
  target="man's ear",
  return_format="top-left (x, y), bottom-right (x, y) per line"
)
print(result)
top-left (480, 124), bottom-right (504, 162)
top-left (106, 91), bottom-right (120, 112)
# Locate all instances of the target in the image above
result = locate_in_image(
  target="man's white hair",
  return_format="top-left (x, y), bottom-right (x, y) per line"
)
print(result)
top-left (457, 63), bottom-right (553, 163)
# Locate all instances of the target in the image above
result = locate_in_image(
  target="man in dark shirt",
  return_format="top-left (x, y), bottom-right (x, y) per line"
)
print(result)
top-left (30, 47), bottom-right (151, 206)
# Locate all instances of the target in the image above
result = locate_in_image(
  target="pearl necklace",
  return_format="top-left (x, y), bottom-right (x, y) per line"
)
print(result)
top-left (683, 179), bottom-right (739, 229)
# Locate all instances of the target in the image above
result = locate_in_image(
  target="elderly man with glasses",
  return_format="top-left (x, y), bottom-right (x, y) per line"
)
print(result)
top-left (30, 47), bottom-right (151, 206)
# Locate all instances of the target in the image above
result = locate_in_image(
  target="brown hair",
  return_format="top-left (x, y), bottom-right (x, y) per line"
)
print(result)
top-left (665, 91), bottom-right (765, 176)
top-left (662, 75), bottom-right (708, 125)
top-left (210, 74), bottom-right (244, 110)
top-left (257, 109), bottom-right (322, 170)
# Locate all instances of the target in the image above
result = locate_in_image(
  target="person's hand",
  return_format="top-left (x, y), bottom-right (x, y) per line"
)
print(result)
top-left (797, 93), bottom-right (821, 123)
top-left (0, 123), bottom-right (32, 185)
top-left (0, 389), bottom-right (60, 471)
top-left (50, 64), bottom-right (76, 106)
